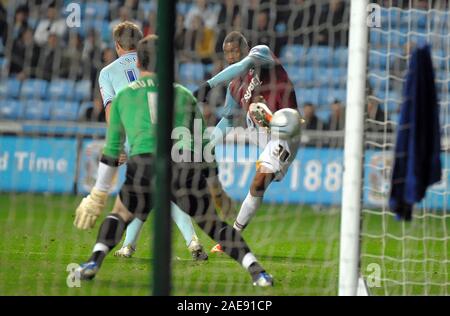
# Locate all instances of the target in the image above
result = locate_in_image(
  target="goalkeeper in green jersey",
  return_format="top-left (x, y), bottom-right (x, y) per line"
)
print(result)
top-left (74, 35), bottom-right (273, 287)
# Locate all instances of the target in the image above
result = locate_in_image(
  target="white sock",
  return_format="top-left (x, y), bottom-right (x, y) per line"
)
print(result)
top-left (234, 192), bottom-right (262, 231)
top-left (92, 243), bottom-right (109, 254)
top-left (94, 162), bottom-right (117, 192)
top-left (241, 253), bottom-right (257, 270)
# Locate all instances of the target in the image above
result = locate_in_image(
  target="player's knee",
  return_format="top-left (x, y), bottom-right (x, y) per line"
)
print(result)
top-left (250, 173), bottom-right (273, 196)
top-left (111, 196), bottom-right (134, 223)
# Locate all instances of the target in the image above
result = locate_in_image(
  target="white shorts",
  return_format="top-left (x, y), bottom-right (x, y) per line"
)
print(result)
top-left (257, 136), bottom-right (300, 181)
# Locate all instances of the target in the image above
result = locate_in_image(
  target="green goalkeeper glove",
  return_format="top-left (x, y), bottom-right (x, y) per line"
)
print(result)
top-left (74, 188), bottom-right (108, 230)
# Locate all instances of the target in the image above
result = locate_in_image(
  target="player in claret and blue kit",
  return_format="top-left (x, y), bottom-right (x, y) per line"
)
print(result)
top-left (194, 31), bottom-right (303, 253)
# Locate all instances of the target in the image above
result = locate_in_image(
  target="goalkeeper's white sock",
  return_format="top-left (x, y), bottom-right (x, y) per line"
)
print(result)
top-left (234, 192), bottom-right (262, 232)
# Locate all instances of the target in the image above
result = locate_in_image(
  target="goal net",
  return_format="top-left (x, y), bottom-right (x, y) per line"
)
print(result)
top-left (360, 0), bottom-right (450, 295)
top-left (0, 0), bottom-right (358, 296)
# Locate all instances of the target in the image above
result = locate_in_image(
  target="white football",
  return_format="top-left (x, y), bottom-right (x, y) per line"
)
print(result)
top-left (270, 108), bottom-right (302, 139)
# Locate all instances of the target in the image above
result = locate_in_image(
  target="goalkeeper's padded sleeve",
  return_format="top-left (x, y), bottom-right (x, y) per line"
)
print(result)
top-left (94, 162), bottom-right (118, 192)
top-left (193, 82), bottom-right (212, 102)
top-left (74, 188), bottom-right (108, 230)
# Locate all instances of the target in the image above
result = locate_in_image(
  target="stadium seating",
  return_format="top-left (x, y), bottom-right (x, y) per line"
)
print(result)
top-left (333, 47), bottom-right (348, 67)
top-left (0, 99), bottom-right (24, 120)
top-left (74, 80), bottom-right (92, 102)
top-left (20, 79), bottom-right (48, 100)
top-left (23, 100), bottom-right (52, 121)
top-left (78, 101), bottom-right (94, 120)
top-left (306, 46), bottom-right (333, 67)
top-left (279, 44), bottom-right (308, 66)
top-left (50, 101), bottom-right (80, 121)
top-left (83, 19), bottom-right (111, 42)
top-left (48, 79), bottom-right (76, 101)
top-left (0, 78), bottom-right (21, 99)
top-left (179, 63), bottom-right (205, 82)
top-left (285, 66), bottom-right (314, 85)
top-left (84, 2), bottom-right (109, 20)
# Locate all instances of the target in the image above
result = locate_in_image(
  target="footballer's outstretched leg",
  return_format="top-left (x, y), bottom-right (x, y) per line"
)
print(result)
top-left (174, 164), bottom-right (273, 287)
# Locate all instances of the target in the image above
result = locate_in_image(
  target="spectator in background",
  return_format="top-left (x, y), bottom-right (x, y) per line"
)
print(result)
top-left (60, 32), bottom-right (84, 80)
top-left (215, 13), bottom-right (243, 56)
top-left (0, 3), bottom-right (7, 52)
top-left (109, 6), bottom-right (142, 33)
top-left (176, 14), bottom-right (215, 64)
top-left (326, 99), bottom-right (345, 131)
top-left (217, 0), bottom-right (240, 29)
top-left (366, 96), bottom-right (392, 134)
top-left (82, 92), bottom-right (106, 123)
top-left (248, 10), bottom-right (273, 48)
top-left (34, 2), bottom-right (67, 46)
top-left (9, 27), bottom-right (40, 80)
top-left (35, 32), bottom-right (62, 81)
top-left (315, 0), bottom-right (349, 47)
top-left (184, 0), bottom-right (220, 30)
top-left (143, 10), bottom-right (157, 36)
top-left (285, 0), bottom-right (315, 45)
top-left (82, 29), bottom-right (107, 92)
top-left (11, 5), bottom-right (29, 41)
top-left (101, 47), bottom-right (117, 67)
top-left (303, 102), bottom-right (325, 130)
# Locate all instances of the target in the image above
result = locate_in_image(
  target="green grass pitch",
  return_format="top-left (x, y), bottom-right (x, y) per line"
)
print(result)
top-left (0, 194), bottom-right (449, 295)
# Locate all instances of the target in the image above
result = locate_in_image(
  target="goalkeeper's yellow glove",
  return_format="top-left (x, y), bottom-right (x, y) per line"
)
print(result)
top-left (73, 188), bottom-right (108, 230)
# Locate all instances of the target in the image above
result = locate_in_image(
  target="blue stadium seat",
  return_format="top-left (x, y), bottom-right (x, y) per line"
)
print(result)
top-left (20, 79), bottom-right (48, 100)
top-left (140, 0), bottom-right (157, 17)
top-left (369, 49), bottom-right (388, 70)
top-left (48, 79), bottom-right (76, 100)
top-left (0, 99), bottom-right (24, 119)
top-left (408, 31), bottom-right (428, 47)
top-left (50, 101), bottom-right (79, 121)
top-left (78, 101), bottom-right (94, 120)
top-left (0, 78), bottom-right (21, 99)
top-left (333, 47), bottom-right (348, 67)
top-left (177, 2), bottom-right (192, 15)
top-left (368, 71), bottom-right (389, 93)
top-left (313, 67), bottom-right (346, 88)
top-left (370, 28), bottom-right (386, 47)
top-left (285, 66), bottom-right (313, 85)
top-left (295, 88), bottom-right (321, 106)
top-left (316, 109), bottom-right (331, 123)
top-left (84, 2), bottom-right (109, 20)
top-left (279, 44), bottom-right (307, 66)
top-left (314, 88), bottom-right (346, 106)
top-left (23, 100), bottom-right (52, 120)
top-left (409, 9), bottom-right (428, 30)
top-left (306, 46), bottom-right (333, 66)
top-left (430, 11), bottom-right (449, 35)
top-left (179, 63), bottom-right (205, 82)
top-left (432, 50), bottom-right (447, 69)
top-left (84, 20), bottom-right (111, 42)
top-left (74, 80), bottom-right (92, 102)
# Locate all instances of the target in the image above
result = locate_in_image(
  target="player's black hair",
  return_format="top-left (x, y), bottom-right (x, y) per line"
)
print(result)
top-left (137, 35), bottom-right (158, 72)
top-left (223, 31), bottom-right (249, 52)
